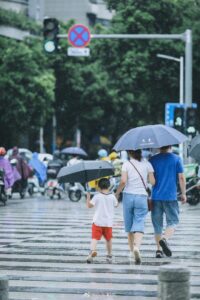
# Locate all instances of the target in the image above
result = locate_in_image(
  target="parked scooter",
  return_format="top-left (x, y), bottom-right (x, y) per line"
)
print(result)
top-left (27, 174), bottom-right (45, 196)
top-left (66, 182), bottom-right (85, 202)
top-left (178, 163), bottom-right (200, 206)
top-left (45, 169), bottom-right (63, 199)
top-left (46, 179), bottom-right (63, 199)
top-left (185, 176), bottom-right (200, 205)
top-left (0, 168), bottom-right (7, 205)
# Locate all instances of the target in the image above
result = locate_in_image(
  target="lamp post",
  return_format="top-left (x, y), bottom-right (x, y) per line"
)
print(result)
top-left (157, 53), bottom-right (185, 161)
top-left (157, 54), bottom-right (184, 104)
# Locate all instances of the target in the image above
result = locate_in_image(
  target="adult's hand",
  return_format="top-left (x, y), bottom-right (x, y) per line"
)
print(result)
top-left (181, 194), bottom-right (187, 204)
top-left (115, 192), bottom-right (120, 200)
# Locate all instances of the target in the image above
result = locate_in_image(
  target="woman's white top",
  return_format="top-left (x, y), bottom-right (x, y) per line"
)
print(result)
top-left (122, 158), bottom-right (154, 195)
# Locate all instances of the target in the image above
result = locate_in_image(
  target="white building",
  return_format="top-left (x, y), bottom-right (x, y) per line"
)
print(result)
top-left (0, 0), bottom-right (28, 13)
top-left (0, 0), bottom-right (114, 26)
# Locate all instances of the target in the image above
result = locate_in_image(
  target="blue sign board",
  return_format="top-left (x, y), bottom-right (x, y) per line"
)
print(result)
top-left (165, 102), bottom-right (197, 127)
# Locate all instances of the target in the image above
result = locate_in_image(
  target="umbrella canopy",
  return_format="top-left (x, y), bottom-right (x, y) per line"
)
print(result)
top-left (61, 147), bottom-right (88, 157)
top-left (113, 124), bottom-right (187, 151)
top-left (189, 134), bottom-right (200, 163)
top-left (57, 160), bottom-right (114, 183)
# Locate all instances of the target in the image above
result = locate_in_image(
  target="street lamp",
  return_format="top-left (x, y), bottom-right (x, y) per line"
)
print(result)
top-left (157, 53), bottom-right (185, 161)
top-left (156, 54), bottom-right (184, 104)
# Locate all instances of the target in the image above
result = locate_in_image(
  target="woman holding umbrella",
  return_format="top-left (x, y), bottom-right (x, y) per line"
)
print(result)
top-left (115, 150), bottom-right (155, 264)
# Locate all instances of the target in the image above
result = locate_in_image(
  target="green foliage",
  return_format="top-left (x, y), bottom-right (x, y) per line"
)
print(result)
top-left (100, 0), bottom-right (200, 139)
top-left (0, 8), bottom-right (40, 34)
top-left (0, 9), bottom-right (55, 147)
top-left (0, 1), bottom-right (200, 150)
top-left (45, 0), bottom-right (200, 148)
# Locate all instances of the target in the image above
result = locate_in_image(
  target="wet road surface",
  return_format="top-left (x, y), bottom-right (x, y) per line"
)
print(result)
top-left (0, 194), bottom-right (199, 300)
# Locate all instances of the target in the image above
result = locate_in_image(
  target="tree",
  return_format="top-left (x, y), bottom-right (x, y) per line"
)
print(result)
top-left (1, 2), bottom-right (199, 151)
top-left (98, 0), bottom-right (200, 140)
top-left (51, 0), bottom-right (200, 149)
top-left (0, 35), bottom-right (55, 147)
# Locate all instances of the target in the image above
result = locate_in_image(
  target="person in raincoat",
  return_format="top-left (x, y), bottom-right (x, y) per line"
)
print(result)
top-left (0, 147), bottom-right (14, 194)
top-left (10, 158), bottom-right (22, 184)
top-left (109, 151), bottom-right (123, 177)
top-left (29, 152), bottom-right (47, 186)
top-left (10, 147), bottom-right (31, 192)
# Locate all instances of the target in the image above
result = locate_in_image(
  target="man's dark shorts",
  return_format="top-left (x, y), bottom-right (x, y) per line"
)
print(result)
top-left (151, 200), bottom-right (179, 235)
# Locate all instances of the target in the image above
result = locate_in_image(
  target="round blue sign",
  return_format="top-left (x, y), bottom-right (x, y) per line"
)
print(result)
top-left (68, 24), bottom-right (91, 48)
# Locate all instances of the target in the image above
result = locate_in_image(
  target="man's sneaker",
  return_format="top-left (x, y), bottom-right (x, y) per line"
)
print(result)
top-left (106, 255), bottom-right (112, 263)
top-left (156, 250), bottom-right (164, 258)
top-left (133, 247), bottom-right (141, 265)
top-left (86, 251), bottom-right (97, 263)
top-left (159, 238), bottom-right (172, 257)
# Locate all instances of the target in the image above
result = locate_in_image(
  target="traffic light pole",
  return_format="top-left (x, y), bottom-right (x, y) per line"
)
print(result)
top-left (185, 30), bottom-right (192, 107)
top-left (156, 54), bottom-right (185, 161)
top-left (58, 29), bottom-right (192, 106)
top-left (156, 54), bottom-right (184, 104)
top-left (57, 29), bottom-right (192, 161)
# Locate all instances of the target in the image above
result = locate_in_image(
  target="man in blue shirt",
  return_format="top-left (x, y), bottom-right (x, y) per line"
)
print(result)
top-left (150, 145), bottom-right (187, 258)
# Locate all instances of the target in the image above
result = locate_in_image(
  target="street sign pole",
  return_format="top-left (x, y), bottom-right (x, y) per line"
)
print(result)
top-left (62, 27), bottom-right (193, 161)
top-left (60, 29), bottom-right (192, 107)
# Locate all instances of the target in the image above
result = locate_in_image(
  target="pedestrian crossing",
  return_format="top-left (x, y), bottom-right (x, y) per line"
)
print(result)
top-left (0, 196), bottom-right (199, 300)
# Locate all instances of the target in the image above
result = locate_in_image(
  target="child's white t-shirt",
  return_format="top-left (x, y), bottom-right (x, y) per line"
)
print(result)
top-left (90, 192), bottom-right (118, 227)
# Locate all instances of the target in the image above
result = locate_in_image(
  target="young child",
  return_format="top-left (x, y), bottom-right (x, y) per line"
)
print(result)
top-left (86, 177), bottom-right (118, 263)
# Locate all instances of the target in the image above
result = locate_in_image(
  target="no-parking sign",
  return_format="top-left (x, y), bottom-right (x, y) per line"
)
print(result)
top-left (68, 24), bottom-right (91, 48)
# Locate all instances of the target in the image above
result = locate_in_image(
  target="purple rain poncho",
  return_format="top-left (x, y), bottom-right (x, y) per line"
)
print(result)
top-left (0, 157), bottom-right (14, 189)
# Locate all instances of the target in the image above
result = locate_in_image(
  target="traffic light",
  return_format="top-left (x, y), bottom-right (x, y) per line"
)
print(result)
top-left (186, 107), bottom-right (197, 135)
top-left (173, 107), bottom-right (185, 132)
top-left (43, 18), bottom-right (59, 53)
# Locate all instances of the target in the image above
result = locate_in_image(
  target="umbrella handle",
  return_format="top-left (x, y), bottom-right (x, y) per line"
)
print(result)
top-left (85, 183), bottom-right (90, 192)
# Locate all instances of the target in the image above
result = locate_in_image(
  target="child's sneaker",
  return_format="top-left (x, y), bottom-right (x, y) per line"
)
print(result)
top-left (106, 255), bottom-right (112, 263)
top-left (86, 251), bottom-right (97, 263)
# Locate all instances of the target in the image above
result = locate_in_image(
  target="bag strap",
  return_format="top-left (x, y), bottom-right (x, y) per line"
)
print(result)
top-left (129, 161), bottom-right (147, 190)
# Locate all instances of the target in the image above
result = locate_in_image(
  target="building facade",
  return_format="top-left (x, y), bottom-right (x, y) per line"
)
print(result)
top-left (28, 0), bottom-right (114, 26)
top-left (0, 0), bottom-right (114, 26)
top-left (0, 0), bottom-right (28, 13)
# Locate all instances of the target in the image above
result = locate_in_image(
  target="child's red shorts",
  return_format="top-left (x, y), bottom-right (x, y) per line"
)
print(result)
top-left (92, 223), bottom-right (112, 241)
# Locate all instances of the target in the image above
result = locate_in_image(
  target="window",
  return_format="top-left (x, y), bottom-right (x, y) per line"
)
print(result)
top-left (87, 13), bottom-right (96, 27)
top-left (96, 18), bottom-right (110, 27)
top-left (89, 0), bottom-right (105, 4)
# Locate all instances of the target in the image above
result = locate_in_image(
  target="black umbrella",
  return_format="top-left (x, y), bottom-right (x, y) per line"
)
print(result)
top-left (189, 134), bottom-right (200, 163)
top-left (57, 160), bottom-right (114, 183)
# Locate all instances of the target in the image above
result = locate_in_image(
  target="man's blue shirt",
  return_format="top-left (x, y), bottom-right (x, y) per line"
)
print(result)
top-left (150, 152), bottom-right (184, 201)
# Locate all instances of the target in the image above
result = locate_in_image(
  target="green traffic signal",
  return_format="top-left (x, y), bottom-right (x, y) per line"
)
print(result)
top-left (44, 41), bottom-right (56, 53)
top-left (186, 107), bottom-right (197, 135)
top-left (43, 18), bottom-right (59, 53)
top-left (173, 107), bottom-right (185, 132)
